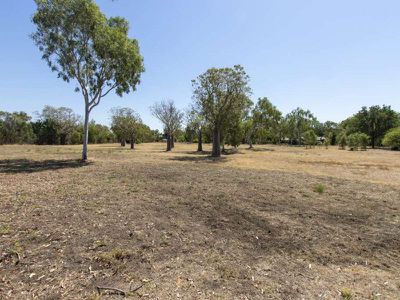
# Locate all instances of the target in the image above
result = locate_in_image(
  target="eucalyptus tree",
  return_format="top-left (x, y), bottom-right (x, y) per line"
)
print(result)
top-left (110, 107), bottom-right (142, 149)
top-left (249, 97), bottom-right (283, 146)
top-left (192, 65), bottom-right (252, 157)
top-left (32, 0), bottom-right (144, 160)
top-left (285, 108), bottom-right (316, 145)
top-left (150, 100), bottom-right (184, 151)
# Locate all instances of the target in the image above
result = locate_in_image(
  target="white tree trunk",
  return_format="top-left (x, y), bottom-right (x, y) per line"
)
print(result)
top-left (82, 106), bottom-right (89, 161)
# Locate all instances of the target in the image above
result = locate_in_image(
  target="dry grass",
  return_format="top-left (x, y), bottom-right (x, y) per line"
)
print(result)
top-left (0, 143), bottom-right (399, 299)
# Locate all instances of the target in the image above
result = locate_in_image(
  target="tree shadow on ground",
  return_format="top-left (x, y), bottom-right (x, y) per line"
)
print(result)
top-left (169, 155), bottom-right (227, 163)
top-left (184, 150), bottom-right (212, 155)
top-left (0, 159), bottom-right (92, 174)
top-left (247, 147), bottom-right (275, 152)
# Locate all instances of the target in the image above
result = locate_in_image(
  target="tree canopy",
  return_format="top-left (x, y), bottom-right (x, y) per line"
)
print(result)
top-left (32, 0), bottom-right (144, 160)
top-left (192, 65), bottom-right (252, 157)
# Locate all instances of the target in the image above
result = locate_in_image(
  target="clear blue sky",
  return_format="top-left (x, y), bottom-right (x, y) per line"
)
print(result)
top-left (1, 0), bottom-right (399, 130)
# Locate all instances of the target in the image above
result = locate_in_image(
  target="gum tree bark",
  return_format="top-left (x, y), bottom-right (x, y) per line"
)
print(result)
top-left (166, 134), bottom-right (172, 151)
top-left (212, 127), bottom-right (221, 157)
top-left (82, 104), bottom-right (90, 161)
top-left (197, 128), bottom-right (203, 152)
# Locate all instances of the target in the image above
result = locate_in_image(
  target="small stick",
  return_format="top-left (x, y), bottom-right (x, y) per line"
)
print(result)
top-left (96, 286), bottom-right (126, 296)
top-left (130, 283), bottom-right (144, 292)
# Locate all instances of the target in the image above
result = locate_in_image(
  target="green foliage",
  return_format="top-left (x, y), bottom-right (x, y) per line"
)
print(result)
top-left (34, 106), bottom-right (81, 145)
top-left (347, 133), bottom-right (359, 150)
top-left (303, 130), bottom-right (317, 148)
top-left (32, 0), bottom-right (144, 100)
top-left (192, 65), bottom-right (252, 156)
top-left (338, 133), bottom-right (347, 150)
top-left (324, 132), bottom-right (333, 149)
top-left (323, 121), bottom-right (339, 145)
top-left (32, 0), bottom-right (144, 159)
top-left (341, 105), bottom-right (399, 148)
top-left (358, 133), bottom-right (369, 150)
top-left (0, 111), bottom-right (35, 144)
top-left (251, 97), bottom-right (283, 144)
top-left (285, 108), bottom-right (317, 145)
top-left (32, 119), bottom-right (59, 145)
top-left (136, 123), bottom-right (156, 143)
top-left (225, 118), bottom-right (245, 148)
top-left (314, 184), bottom-right (325, 194)
top-left (347, 132), bottom-right (369, 151)
top-left (110, 107), bottom-right (141, 146)
top-left (382, 127), bottom-right (400, 150)
top-left (88, 121), bottom-right (114, 144)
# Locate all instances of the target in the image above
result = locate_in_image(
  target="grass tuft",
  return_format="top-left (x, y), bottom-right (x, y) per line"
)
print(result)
top-left (341, 287), bottom-right (352, 299)
top-left (313, 184), bottom-right (326, 194)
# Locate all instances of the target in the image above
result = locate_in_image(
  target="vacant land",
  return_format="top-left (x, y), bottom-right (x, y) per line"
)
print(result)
top-left (0, 143), bottom-right (399, 299)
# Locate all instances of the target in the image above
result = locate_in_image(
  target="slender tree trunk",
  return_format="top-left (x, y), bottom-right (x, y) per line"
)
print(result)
top-left (197, 128), bottom-right (203, 152)
top-left (212, 126), bottom-right (221, 157)
top-left (247, 126), bottom-right (254, 149)
top-left (130, 138), bottom-right (135, 149)
top-left (82, 106), bottom-right (89, 161)
top-left (166, 134), bottom-right (172, 151)
top-left (171, 135), bottom-right (175, 148)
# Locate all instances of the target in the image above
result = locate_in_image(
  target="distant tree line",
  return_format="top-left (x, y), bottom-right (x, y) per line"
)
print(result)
top-left (185, 65), bottom-right (400, 156)
top-left (0, 106), bottom-right (157, 146)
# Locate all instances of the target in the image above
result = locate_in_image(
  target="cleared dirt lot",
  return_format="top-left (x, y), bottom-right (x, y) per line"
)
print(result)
top-left (0, 143), bottom-right (399, 299)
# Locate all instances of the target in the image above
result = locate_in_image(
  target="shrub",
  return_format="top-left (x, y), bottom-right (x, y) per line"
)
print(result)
top-left (324, 132), bottom-right (333, 149)
top-left (347, 132), bottom-right (369, 151)
top-left (382, 127), bottom-right (400, 150)
top-left (303, 130), bottom-right (317, 149)
top-left (347, 133), bottom-right (359, 151)
top-left (358, 133), bottom-right (369, 150)
top-left (338, 133), bottom-right (347, 150)
top-left (314, 184), bottom-right (325, 194)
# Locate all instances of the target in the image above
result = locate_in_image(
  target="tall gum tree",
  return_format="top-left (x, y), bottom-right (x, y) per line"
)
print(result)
top-left (32, 0), bottom-right (144, 160)
top-left (192, 65), bottom-right (251, 157)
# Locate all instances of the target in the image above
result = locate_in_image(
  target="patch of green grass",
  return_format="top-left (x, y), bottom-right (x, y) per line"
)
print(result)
top-left (341, 287), bottom-right (352, 300)
top-left (314, 184), bottom-right (326, 194)
top-left (0, 224), bottom-right (12, 235)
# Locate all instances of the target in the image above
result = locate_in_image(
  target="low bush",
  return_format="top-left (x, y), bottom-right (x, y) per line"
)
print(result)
top-left (382, 127), bottom-right (400, 150)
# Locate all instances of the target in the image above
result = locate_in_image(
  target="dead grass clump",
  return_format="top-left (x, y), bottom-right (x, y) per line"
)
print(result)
top-left (341, 287), bottom-right (352, 299)
top-left (216, 263), bottom-right (249, 279)
top-left (95, 248), bottom-right (133, 265)
top-left (0, 224), bottom-right (12, 235)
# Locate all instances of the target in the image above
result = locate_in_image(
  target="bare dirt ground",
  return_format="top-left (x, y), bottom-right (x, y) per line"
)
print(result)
top-left (0, 143), bottom-right (399, 299)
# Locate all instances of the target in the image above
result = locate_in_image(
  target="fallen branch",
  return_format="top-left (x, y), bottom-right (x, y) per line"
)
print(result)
top-left (96, 286), bottom-right (126, 296)
top-left (130, 282), bottom-right (144, 292)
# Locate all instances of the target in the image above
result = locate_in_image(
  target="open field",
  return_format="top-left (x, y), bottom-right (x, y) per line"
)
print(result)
top-left (0, 143), bottom-right (399, 299)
